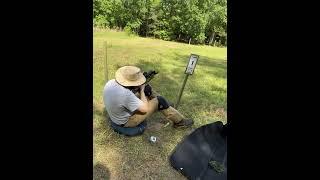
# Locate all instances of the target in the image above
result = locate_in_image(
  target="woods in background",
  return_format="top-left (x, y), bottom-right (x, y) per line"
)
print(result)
top-left (93, 0), bottom-right (227, 46)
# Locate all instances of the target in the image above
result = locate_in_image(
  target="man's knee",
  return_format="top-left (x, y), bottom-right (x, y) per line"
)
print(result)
top-left (125, 120), bottom-right (139, 127)
top-left (157, 96), bottom-right (169, 110)
top-left (126, 115), bottom-right (146, 127)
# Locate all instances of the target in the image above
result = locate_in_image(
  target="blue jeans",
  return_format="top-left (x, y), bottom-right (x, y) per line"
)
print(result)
top-left (109, 120), bottom-right (147, 136)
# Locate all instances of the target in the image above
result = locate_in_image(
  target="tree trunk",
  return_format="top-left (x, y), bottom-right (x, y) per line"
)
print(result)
top-left (145, 10), bottom-right (148, 37)
top-left (189, 38), bottom-right (191, 44)
top-left (209, 31), bottom-right (215, 45)
top-left (146, 20), bottom-right (148, 37)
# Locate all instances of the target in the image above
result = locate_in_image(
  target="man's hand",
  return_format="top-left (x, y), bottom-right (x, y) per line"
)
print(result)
top-left (137, 84), bottom-right (149, 113)
top-left (140, 84), bottom-right (146, 93)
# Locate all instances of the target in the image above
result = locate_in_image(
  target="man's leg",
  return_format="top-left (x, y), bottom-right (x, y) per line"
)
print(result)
top-left (126, 87), bottom-right (193, 128)
top-left (124, 98), bottom-right (158, 127)
top-left (110, 120), bottom-right (147, 136)
top-left (161, 106), bottom-right (185, 123)
top-left (160, 100), bottom-right (194, 127)
top-left (149, 90), bottom-right (185, 123)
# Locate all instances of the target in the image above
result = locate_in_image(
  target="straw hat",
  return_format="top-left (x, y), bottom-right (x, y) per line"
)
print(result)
top-left (115, 66), bottom-right (146, 87)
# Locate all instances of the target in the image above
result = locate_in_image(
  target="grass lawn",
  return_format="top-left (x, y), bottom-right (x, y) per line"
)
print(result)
top-left (93, 30), bottom-right (227, 180)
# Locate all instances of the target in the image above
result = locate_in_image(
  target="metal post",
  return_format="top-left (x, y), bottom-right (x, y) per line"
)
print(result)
top-left (104, 41), bottom-right (108, 83)
top-left (175, 74), bottom-right (189, 109)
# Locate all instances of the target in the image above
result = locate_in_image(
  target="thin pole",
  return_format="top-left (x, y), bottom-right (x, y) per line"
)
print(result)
top-left (175, 74), bottom-right (189, 109)
top-left (104, 41), bottom-right (108, 83)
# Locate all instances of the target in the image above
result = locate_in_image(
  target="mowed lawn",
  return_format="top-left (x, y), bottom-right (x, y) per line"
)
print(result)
top-left (93, 30), bottom-right (227, 180)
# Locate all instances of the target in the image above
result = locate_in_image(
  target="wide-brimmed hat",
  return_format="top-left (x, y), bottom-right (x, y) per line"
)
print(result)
top-left (115, 66), bottom-right (146, 87)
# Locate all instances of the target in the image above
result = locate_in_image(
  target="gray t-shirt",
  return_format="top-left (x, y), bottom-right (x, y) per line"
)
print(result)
top-left (103, 79), bottom-right (143, 125)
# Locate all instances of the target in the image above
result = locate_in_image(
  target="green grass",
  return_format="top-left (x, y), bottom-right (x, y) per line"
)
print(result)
top-left (93, 30), bottom-right (227, 180)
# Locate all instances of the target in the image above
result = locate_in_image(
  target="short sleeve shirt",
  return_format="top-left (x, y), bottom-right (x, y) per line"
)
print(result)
top-left (103, 79), bottom-right (143, 125)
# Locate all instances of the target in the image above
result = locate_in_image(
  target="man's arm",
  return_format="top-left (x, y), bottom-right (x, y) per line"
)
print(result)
top-left (137, 84), bottom-right (149, 113)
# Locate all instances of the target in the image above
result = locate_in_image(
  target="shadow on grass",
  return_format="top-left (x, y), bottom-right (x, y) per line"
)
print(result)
top-left (93, 102), bottom-right (108, 117)
top-left (93, 102), bottom-right (112, 144)
top-left (93, 163), bottom-right (110, 180)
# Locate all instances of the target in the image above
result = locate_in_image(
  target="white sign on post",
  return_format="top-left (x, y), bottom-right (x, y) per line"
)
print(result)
top-left (185, 54), bottom-right (199, 75)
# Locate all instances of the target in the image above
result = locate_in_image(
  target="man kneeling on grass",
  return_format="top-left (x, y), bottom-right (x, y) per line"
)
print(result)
top-left (103, 66), bottom-right (194, 136)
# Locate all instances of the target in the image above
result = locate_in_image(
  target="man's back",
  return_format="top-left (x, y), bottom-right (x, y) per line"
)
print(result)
top-left (103, 79), bottom-right (142, 125)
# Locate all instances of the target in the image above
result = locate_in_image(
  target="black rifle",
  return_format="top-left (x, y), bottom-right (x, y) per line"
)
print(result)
top-left (143, 70), bottom-right (158, 84)
top-left (131, 70), bottom-right (158, 95)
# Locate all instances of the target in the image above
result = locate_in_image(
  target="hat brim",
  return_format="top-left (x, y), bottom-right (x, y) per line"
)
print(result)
top-left (115, 70), bottom-right (146, 87)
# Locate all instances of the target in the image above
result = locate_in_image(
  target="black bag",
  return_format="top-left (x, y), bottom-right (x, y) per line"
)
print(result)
top-left (170, 121), bottom-right (227, 180)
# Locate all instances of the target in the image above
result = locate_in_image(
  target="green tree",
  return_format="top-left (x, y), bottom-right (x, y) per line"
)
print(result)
top-left (93, 0), bottom-right (227, 46)
top-left (205, 0), bottom-right (227, 45)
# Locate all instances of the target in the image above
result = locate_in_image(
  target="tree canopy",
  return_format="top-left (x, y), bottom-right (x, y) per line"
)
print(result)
top-left (93, 0), bottom-right (227, 46)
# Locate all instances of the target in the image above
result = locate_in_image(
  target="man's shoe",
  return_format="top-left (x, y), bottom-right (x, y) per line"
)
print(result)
top-left (173, 119), bottom-right (194, 128)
